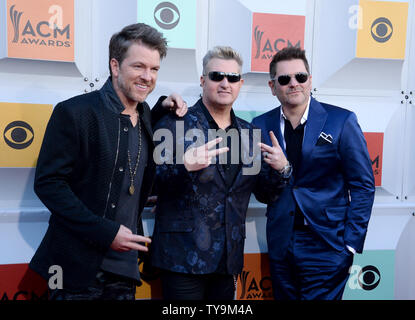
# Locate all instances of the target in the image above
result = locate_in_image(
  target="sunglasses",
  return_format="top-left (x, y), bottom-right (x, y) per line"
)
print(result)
top-left (207, 71), bottom-right (242, 83)
top-left (272, 72), bottom-right (309, 86)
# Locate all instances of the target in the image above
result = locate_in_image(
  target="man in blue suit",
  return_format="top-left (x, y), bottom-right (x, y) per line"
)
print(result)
top-left (252, 47), bottom-right (375, 300)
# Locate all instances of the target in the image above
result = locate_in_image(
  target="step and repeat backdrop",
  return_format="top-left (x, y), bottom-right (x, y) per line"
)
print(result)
top-left (0, 0), bottom-right (414, 300)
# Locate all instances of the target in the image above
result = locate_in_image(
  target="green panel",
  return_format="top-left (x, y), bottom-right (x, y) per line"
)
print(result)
top-left (343, 250), bottom-right (394, 300)
top-left (235, 110), bottom-right (267, 123)
top-left (138, 0), bottom-right (196, 49)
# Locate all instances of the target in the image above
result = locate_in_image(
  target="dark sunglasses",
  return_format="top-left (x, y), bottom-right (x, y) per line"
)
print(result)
top-left (272, 72), bottom-right (309, 86)
top-left (207, 71), bottom-right (241, 83)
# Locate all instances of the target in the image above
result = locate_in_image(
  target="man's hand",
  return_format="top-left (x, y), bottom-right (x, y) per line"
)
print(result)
top-left (162, 93), bottom-right (188, 117)
top-left (184, 137), bottom-right (229, 172)
top-left (110, 225), bottom-right (151, 252)
top-left (259, 131), bottom-right (288, 171)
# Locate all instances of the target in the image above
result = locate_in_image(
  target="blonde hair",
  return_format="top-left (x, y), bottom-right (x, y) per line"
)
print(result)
top-left (202, 46), bottom-right (243, 75)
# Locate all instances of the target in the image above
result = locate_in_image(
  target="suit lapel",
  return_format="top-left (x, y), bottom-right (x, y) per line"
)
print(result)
top-left (300, 97), bottom-right (327, 171)
top-left (194, 102), bottom-right (227, 183)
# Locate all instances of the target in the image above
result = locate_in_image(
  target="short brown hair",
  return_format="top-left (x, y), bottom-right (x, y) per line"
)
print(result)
top-left (269, 47), bottom-right (310, 79)
top-left (108, 23), bottom-right (168, 76)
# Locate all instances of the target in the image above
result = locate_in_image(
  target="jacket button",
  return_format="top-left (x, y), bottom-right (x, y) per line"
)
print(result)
top-left (119, 167), bottom-right (124, 172)
top-left (111, 203), bottom-right (116, 209)
top-left (123, 127), bottom-right (128, 132)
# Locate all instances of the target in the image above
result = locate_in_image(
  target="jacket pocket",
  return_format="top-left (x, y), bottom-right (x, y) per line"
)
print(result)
top-left (324, 206), bottom-right (348, 222)
top-left (158, 219), bottom-right (194, 233)
top-left (312, 144), bottom-right (337, 158)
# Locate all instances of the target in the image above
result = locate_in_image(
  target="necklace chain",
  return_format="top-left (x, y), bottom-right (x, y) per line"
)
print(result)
top-left (127, 112), bottom-right (142, 195)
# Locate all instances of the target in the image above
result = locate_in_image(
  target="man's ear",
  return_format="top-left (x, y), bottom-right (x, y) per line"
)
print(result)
top-left (268, 80), bottom-right (276, 96)
top-left (110, 58), bottom-right (120, 78)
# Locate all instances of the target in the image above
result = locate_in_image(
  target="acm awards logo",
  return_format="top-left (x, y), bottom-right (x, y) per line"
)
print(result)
top-left (253, 25), bottom-right (301, 60)
top-left (1, 290), bottom-right (48, 301)
top-left (154, 2), bottom-right (180, 30)
top-left (238, 270), bottom-right (273, 300)
top-left (348, 265), bottom-right (381, 291)
top-left (364, 132), bottom-right (383, 186)
top-left (3, 121), bottom-right (34, 150)
top-left (371, 154), bottom-right (380, 177)
top-left (9, 4), bottom-right (71, 48)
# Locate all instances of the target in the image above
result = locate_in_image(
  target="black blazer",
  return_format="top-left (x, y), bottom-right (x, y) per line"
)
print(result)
top-left (29, 78), bottom-right (165, 291)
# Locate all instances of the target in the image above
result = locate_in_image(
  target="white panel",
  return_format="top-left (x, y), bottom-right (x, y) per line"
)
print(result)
top-left (312, 0), bottom-right (358, 88)
top-left (408, 0), bottom-right (415, 90)
top-left (239, 0), bottom-right (307, 14)
top-left (209, 0), bottom-right (252, 73)
top-left (395, 216), bottom-right (415, 299)
top-left (0, 168), bottom-right (42, 208)
top-left (314, 92), bottom-right (405, 203)
top-left (363, 207), bottom-right (412, 251)
top-left (0, 210), bottom-right (49, 264)
top-left (0, 0), bottom-right (6, 58)
top-left (244, 201), bottom-right (267, 254)
top-left (402, 102), bottom-right (415, 202)
top-left (91, 0), bottom-right (138, 83)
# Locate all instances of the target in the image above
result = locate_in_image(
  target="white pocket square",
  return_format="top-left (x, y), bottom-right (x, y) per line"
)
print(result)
top-left (318, 132), bottom-right (333, 144)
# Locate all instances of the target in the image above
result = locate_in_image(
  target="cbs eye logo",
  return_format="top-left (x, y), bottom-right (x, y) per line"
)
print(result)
top-left (358, 265), bottom-right (381, 290)
top-left (349, 264), bottom-right (381, 291)
top-left (371, 17), bottom-right (393, 43)
top-left (154, 2), bottom-right (180, 30)
top-left (3, 120), bottom-right (34, 149)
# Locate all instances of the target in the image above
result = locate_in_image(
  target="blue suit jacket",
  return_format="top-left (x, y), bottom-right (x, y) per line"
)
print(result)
top-left (252, 97), bottom-right (375, 261)
top-left (151, 99), bottom-right (286, 275)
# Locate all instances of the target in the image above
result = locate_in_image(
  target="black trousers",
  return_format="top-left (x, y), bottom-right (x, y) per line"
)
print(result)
top-left (49, 270), bottom-right (136, 300)
top-left (161, 270), bottom-right (235, 300)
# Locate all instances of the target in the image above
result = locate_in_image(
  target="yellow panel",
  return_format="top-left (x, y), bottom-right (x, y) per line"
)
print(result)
top-left (0, 102), bottom-right (53, 168)
top-left (356, 0), bottom-right (408, 59)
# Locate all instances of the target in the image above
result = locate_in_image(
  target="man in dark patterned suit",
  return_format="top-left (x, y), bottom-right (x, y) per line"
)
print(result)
top-left (150, 46), bottom-right (293, 300)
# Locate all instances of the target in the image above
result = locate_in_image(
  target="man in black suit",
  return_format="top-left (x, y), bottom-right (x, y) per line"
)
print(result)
top-left (29, 23), bottom-right (187, 300)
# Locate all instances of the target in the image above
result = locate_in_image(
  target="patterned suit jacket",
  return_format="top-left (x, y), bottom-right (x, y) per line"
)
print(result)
top-left (150, 99), bottom-right (287, 275)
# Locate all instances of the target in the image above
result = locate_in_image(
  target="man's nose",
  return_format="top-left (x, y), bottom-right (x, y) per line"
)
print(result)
top-left (288, 76), bottom-right (299, 86)
top-left (219, 77), bottom-right (230, 87)
top-left (140, 69), bottom-right (152, 81)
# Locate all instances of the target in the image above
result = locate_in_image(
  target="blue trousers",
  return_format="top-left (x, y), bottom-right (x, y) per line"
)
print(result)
top-left (269, 227), bottom-right (353, 300)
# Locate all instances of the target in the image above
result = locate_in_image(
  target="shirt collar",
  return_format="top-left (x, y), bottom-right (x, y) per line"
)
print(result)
top-left (101, 76), bottom-right (144, 115)
top-left (200, 100), bottom-right (238, 130)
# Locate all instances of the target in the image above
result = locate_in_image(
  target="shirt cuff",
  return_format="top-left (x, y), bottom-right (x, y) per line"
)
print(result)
top-left (346, 245), bottom-right (356, 254)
